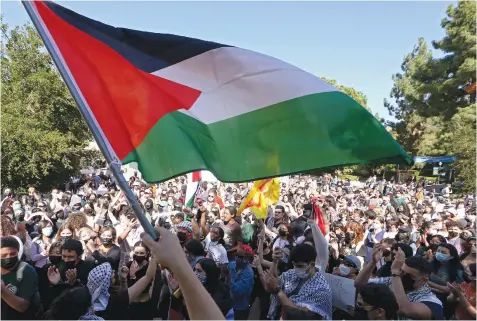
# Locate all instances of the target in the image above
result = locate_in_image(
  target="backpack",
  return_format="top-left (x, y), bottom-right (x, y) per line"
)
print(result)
top-left (16, 262), bottom-right (43, 318)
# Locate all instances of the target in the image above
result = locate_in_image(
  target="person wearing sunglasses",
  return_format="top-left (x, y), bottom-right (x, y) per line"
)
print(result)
top-left (333, 255), bottom-right (361, 279)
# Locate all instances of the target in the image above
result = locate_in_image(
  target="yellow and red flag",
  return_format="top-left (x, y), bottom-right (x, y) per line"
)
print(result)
top-left (237, 178), bottom-right (280, 219)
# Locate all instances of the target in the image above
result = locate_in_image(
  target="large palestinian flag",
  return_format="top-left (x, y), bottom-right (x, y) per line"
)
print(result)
top-left (26, 1), bottom-right (413, 183)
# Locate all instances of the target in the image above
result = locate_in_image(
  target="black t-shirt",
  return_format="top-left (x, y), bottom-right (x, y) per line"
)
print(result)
top-left (86, 245), bottom-right (121, 271)
top-left (128, 300), bottom-right (156, 320)
top-left (96, 288), bottom-right (130, 320)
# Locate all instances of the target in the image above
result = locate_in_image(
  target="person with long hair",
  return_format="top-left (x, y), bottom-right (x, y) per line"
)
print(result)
top-left (31, 220), bottom-right (55, 271)
top-left (447, 263), bottom-right (476, 320)
top-left (341, 222), bottom-right (365, 257)
top-left (431, 243), bottom-right (465, 284)
top-left (56, 223), bottom-right (76, 242)
top-left (186, 258), bottom-right (232, 318)
top-left (46, 286), bottom-right (102, 320)
top-left (126, 241), bottom-right (161, 320)
top-left (86, 226), bottom-right (121, 271)
top-left (461, 237), bottom-right (476, 268)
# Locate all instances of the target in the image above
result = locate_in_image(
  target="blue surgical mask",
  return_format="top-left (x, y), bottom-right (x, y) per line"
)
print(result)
top-left (435, 252), bottom-right (451, 262)
top-left (195, 272), bottom-right (207, 284)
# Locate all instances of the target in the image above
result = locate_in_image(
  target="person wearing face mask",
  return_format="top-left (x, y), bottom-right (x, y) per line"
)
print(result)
top-left (447, 263), bottom-right (476, 320)
top-left (175, 221), bottom-right (193, 246)
top-left (353, 283), bottom-right (399, 320)
top-left (127, 241), bottom-right (151, 285)
top-left (47, 239), bottom-right (94, 290)
top-left (225, 244), bottom-right (254, 320)
top-left (31, 220), bottom-right (55, 272)
top-left (125, 242), bottom-right (160, 320)
top-left (190, 258), bottom-right (233, 318)
top-left (263, 243), bottom-right (332, 320)
top-left (1, 236), bottom-right (39, 320)
top-left (355, 246), bottom-right (443, 320)
top-left (36, 242), bottom-right (63, 311)
top-left (56, 224), bottom-right (75, 242)
top-left (430, 243), bottom-right (464, 285)
top-left (333, 255), bottom-right (361, 280)
top-left (86, 226), bottom-right (121, 271)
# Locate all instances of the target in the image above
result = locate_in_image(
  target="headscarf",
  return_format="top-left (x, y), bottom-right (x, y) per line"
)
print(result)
top-left (177, 221), bottom-right (193, 233)
top-left (87, 263), bottom-right (112, 312)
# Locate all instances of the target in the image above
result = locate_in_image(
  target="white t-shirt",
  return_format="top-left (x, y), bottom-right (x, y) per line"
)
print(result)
top-left (203, 234), bottom-right (228, 265)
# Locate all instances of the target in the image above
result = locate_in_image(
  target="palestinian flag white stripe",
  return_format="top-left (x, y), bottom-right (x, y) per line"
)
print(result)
top-left (152, 47), bottom-right (337, 124)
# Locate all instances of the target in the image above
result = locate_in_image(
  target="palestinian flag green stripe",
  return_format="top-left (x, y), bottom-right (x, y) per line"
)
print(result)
top-left (123, 91), bottom-right (412, 182)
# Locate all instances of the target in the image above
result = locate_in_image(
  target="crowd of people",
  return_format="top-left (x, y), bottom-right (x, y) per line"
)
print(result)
top-left (0, 171), bottom-right (476, 320)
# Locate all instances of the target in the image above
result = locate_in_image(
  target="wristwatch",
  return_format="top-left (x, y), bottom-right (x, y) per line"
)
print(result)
top-left (392, 273), bottom-right (400, 278)
top-left (273, 286), bottom-right (281, 294)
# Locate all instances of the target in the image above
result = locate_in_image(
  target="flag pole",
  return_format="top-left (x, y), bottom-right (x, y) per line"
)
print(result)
top-left (22, 0), bottom-right (158, 240)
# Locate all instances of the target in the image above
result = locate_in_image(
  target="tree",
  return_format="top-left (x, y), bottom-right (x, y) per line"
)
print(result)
top-left (321, 77), bottom-right (370, 112)
top-left (384, 1), bottom-right (476, 191)
top-left (1, 21), bottom-right (94, 192)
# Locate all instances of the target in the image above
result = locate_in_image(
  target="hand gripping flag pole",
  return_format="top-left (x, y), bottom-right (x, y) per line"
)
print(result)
top-left (22, 0), bottom-right (158, 240)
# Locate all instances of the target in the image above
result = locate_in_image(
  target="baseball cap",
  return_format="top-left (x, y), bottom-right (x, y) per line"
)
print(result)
top-left (344, 255), bottom-right (362, 270)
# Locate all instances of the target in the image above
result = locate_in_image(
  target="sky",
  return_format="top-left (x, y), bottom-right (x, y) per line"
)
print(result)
top-left (1, 0), bottom-right (454, 120)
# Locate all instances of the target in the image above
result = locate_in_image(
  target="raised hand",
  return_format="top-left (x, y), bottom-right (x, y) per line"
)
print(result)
top-left (391, 247), bottom-right (405, 275)
top-left (65, 268), bottom-right (77, 284)
top-left (371, 244), bottom-right (383, 264)
top-left (251, 255), bottom-right (261, 268)
top-left (47, 266), bottom-right (61, 285)
top-left (129, 261), bottom-right (139, 278)
top-left (262, 269), bottom-right (279, 292)
top-left (119, 265), bottom-right (129, 281)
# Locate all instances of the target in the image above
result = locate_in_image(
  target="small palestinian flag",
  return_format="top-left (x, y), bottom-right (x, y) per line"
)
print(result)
top-left (185, 172), bottom-right (201, 208)
top-left (27, 1), bottom-right (412, 183)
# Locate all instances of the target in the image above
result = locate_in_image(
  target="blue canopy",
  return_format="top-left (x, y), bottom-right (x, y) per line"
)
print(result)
top-left (413, 156), bottom-right (456, 164)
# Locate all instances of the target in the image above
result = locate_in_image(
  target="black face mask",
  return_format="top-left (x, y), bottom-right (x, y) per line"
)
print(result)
top-left (279, 230), bottom-right (288, 237)
top-left (62, 260), bottom-right (77, 270)
top-left (401, 274), bottom-right (415, 292)
top-left (61, 236), bottom-right (73, 242)
top-left (145, 204), bottom-right (152, 210)
top-left (177, 232), bottom-right (187, 242)
top-left (133, 255), bottom-right (147, 264)
top-left (101, 238), bottom-right (113, 246)
top-left (0, 256), bottom-right (19, 270)
top-left (49, 256), bottom-right (61, 265)
top-left (345, 232), bottom-right (355, 241)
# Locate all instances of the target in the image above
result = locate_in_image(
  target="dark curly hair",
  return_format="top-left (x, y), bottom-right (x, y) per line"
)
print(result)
top-left (47, 287), bottom-right (92, 320)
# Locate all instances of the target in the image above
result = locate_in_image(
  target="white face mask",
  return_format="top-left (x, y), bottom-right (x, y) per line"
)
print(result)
top-left (339, 264), bottom-right (351, 276)
top-left (294, 264), bottom-right (311, 279)
top-left (42, 227), bottom-right (53, 237)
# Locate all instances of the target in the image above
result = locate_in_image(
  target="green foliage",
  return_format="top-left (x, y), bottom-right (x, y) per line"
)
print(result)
top-left (1, 21), bottom-right (93, 191)
top-left (384, 1), bottom-right (476, 191)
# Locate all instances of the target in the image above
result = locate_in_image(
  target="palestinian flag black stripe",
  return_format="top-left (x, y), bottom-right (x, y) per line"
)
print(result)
top-left (43, 0), bottom-right (229, 73)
